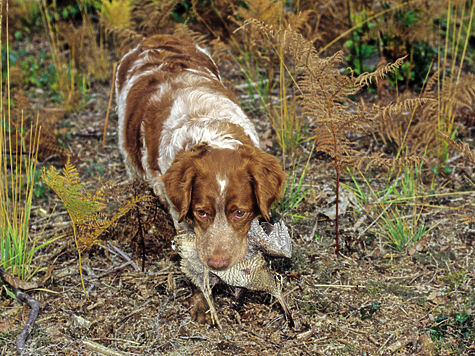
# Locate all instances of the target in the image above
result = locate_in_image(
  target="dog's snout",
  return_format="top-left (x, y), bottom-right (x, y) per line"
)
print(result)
top-left (207, 254), bottom-right (230, 271)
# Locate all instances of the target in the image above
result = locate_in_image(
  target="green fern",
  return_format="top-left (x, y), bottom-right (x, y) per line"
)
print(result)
top-left (41, 157), bottom-right (150, 298)
top-left (42, 157), bottom-right (150, 250)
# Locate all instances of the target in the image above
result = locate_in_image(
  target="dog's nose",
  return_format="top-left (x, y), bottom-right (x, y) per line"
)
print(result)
top-left (207, 254), bottom-right (230, 271)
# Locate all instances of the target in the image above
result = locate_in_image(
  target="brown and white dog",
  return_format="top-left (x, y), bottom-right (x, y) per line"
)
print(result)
top-left (116, 35), bottom-right (285, 322)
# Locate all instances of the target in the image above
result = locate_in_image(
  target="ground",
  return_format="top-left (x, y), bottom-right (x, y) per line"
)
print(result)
top-left (1, 32), bottom-right (475, 356)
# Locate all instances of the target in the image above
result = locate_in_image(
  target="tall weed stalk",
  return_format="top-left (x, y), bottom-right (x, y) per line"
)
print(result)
top-left (0, 33), bottom-right (61, 281)
top-left (0, 115), bottom-right (41, 280)
top-left (231, 3), bottom-right (307, 163)
top-left (235, 50), bottom-right (305, 163)
top-left (271, 47), bottom-right (307, 164)
top-left (77, 0), bottom-right (109, 82)
top-left (428, 0), bottom-right (475, 167)
top-left (40, 0), bottom-right (86, 110)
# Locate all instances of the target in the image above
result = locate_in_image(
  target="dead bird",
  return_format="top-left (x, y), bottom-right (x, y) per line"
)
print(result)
top-left (246, 218), bottom-right (292, 258)
top-left (174, 218), bottom-right (294, 329)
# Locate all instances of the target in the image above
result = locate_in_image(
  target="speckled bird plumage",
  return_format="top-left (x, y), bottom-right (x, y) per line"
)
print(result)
top-left (174, 218), bottom-right (294, 329)
top-left (246, 218), bottom-right (292, 258)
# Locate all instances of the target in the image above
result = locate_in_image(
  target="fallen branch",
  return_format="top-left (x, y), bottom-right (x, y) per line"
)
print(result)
top-left (14, 287), bottom-right (40, 356)
top-left (0, 266), bottom-right (40, 356)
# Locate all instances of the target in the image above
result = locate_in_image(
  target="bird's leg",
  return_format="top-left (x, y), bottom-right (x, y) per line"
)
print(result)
top-left (276, 293), bottom-right (295, 329)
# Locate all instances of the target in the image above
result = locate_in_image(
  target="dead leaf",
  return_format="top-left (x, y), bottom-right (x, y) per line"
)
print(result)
top-left (0, 320), bottom-right (12, 333)
top-left (367, 246), bottom-right (387, 259)
top-left (297, 328), bottom-right (314, 340)
top-left (387, 337), bottom-right (409, 352)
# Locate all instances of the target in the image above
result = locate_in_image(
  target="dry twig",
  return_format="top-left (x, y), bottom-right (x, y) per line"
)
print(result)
top-left (0, 266), bottom-right (41, 356)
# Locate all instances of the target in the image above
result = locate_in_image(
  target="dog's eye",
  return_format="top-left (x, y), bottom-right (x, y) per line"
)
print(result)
top-left (197, 210), bottom-right (208, 219)
top-left (234, 210), bottom-right (247, 219)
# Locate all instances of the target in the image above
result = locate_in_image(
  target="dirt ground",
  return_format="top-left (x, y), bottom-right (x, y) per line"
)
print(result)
top-left (1, 37), bottom-right (475, 356)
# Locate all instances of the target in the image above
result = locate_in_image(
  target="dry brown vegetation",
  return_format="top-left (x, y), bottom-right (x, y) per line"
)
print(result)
top-left (1, 0), bottom-right (475, 355)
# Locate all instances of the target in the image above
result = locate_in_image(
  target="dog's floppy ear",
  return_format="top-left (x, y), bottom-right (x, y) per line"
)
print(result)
top-left (161, 145), bottom-right (208, 222)
top-left (247, 149), bottom-right (286, 221)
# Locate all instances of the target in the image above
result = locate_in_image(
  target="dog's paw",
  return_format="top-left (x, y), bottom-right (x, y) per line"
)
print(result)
top-left (189, 291), bottom-right (213, 325)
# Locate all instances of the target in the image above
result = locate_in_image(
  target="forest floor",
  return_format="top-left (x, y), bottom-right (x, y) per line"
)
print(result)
top-left (1, 30), bottom-right (475, 356)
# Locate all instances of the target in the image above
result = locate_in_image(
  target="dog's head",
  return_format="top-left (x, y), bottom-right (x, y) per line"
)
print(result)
top-left (161, 144), bottom-right (285, 271)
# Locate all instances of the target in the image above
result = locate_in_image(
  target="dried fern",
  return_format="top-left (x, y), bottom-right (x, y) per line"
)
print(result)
top-left (246, 20), bottom-right (431, 255)
top-left (247, 20), bottom-right (424, 168)
top-left (439, 131), bottom-right (475, 166)
top-left (422, 72), bottom-right (475, 127)
top-left (236, 0), bottom-right (284, 26)
top-left (375, 98), bottom-right (433, 121)
top-left (101, 0), bottom-right (133, 30)
top-left (355, 56), bottom-right (407, 87)
top-left (100, 0), bottom-right (179, 56)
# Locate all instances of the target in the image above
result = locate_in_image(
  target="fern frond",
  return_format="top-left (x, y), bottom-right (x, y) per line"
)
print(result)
top-left (310, 126), bottom-right (358, 160)
top-left (376, 98), bottom-right (435, 120)
top-left (62, 158), bottom-right (81, 187)
top-left (355, 56), bottom-right (407, 87)
top-left (237, 0), bottom-right (283, 26)
top-left (349, 154), bottom-right (426, 172)
top-left (249, 19), bottom-right (426, 173)
top-left (439, 131), bottom-right (475, 166)
top-left (42, 163), bottom-right (100, 220)
top-left (285, 10), bottom-right (314, 32)
top-left (99, 13), bottom-right (143, 50)
top-left (423, 70), bottom-right (440, 97)
top-left (134, 0), bottom-right (179, 35)
top-left (101, 0), bottom-right (133, 29)
top-left (452, 73), bottom-right (475, 108)
top-left (42, 157), bottom-right (153, 251)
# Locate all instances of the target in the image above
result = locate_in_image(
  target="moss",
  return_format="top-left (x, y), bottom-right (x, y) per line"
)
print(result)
top-left (366, 280), bottom-right (382, 295)
top-left (0, 330), bottom-right (16, 347)
top-left (439, 270), bottom-right (467, 287)
top-left (365, 280), bottom-right (416, 299)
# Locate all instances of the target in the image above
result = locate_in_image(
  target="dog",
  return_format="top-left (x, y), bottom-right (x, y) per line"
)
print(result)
top-left (116, 35), bottom-right (285, 323)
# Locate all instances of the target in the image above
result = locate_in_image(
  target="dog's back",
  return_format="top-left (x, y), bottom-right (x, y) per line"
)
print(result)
top-left (115, 35), bottom-right (259, 196)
